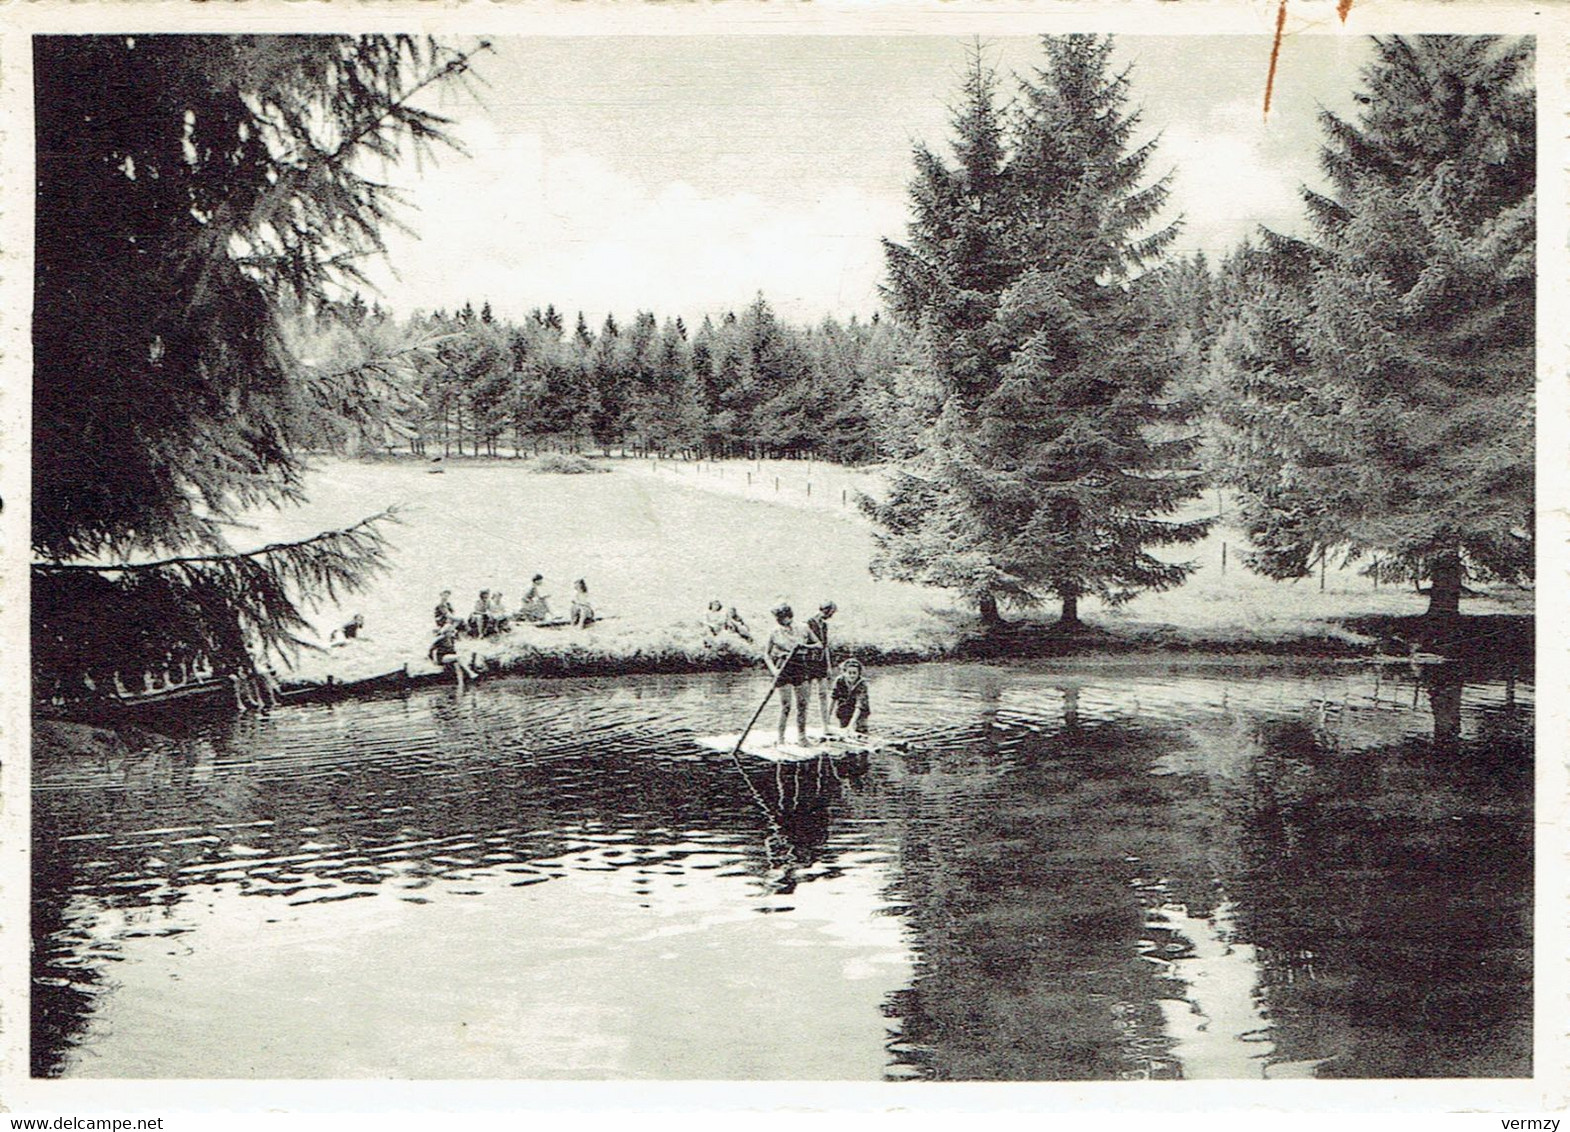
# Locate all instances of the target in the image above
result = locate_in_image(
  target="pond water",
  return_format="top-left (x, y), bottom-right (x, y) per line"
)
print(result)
top-left (32, 658), bottom-right (1533, 1080)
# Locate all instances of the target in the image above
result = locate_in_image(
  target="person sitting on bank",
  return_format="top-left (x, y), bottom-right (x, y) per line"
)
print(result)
top-left (330, 613), bottom-right (365, 645)
top-left (724, 607), bottom-right (754, 644)
top-left (434, 590), bottom-right (455, 629)
top-left (469, 590), bottom-right (493, 637)
top-left (487, 590), bottom-right (510, 635)
top-left (518, 575), bottom-right (551, 623)
top-left (570, 578), bottom-right (596, 627)
top-left (429, 622), bottom-right (477, 688)
top-left (703, 601), bottom-right (752, 645)
top-left (830, 657), bottom-right (871, 734)
top-left (765, 602), bottom-right (820, 747)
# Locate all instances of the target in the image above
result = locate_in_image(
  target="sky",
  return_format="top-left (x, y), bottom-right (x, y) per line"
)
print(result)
top-left (363, 34), bottom-right (1374, 327)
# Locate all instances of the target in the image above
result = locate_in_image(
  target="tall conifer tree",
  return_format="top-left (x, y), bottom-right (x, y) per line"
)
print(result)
top-left (1211, 36), bottom-right (1534, 619)
top-left (869, 36), bottom-right (1210, 626)
top-left (32, 36), bottom-right (477, 690)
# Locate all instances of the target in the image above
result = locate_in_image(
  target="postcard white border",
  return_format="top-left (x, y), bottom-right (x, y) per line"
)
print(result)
top-left (1, 1), bottom-right (1563, 1122)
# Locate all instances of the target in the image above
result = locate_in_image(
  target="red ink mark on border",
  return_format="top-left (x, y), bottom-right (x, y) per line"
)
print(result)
top-left (1264, 0), bottom-right (1288, 119)
top-left (1337, 0), bottom-right (1354, 22)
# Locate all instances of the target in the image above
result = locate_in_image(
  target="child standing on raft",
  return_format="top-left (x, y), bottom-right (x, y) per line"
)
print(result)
top-left (805, 600), bottom-right (837, 731)
top-left (765, 602), bottom-right (820, 747)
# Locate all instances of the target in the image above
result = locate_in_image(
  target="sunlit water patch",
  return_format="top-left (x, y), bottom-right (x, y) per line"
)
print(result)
top-left (33, 658), bottom-right (1532, 1079)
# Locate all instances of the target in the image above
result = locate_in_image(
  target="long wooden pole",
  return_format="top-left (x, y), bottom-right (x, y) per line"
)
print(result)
top-left (724, 650), bottom-right (810, 822)
top-left (730, 646), bottom-right (799, 758)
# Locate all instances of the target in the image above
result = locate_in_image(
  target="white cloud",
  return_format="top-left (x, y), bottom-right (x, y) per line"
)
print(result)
top-left (359, 36), bottom-right (1360, 321)
top-left (367, 124), bottom-right (905, 324)
top-left (1162, 101), bottom-right (1310, 257)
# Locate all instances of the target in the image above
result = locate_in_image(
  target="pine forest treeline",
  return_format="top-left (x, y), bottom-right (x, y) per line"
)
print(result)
top-left (336, 294), bottom-right (906, 464)
top-left (212, 31), bottom-right (1538, 633)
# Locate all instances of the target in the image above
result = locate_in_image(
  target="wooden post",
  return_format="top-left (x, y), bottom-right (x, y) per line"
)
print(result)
top-left (1221, 541), bottom-right (1227, 575)
top-left (1320, 550), bottom-right (1327, 593)
top-left (842, 489), bottom-right (847, 505)
top-left (775, 477), bottom-right (779, 492)
top-left (807, 481), bottom-right (812, 496)
top-left (747, 471), bottom-right (752, 486)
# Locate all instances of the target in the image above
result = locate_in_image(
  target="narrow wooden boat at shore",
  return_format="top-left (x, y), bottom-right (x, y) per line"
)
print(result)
top-left (40, 675), bottom-right (238, 724)
top-left (275, 665), bottom-right (434, 705)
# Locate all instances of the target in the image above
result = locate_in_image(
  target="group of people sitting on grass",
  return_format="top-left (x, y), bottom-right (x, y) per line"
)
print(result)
top-left (432, 576), bottom-right (597, 640)
top-left (763, 599), bottom-right (871, 745)
top-left (427, 577), bottom-right (596, 681)
top-left (703, 601), bottom-right (754, 644)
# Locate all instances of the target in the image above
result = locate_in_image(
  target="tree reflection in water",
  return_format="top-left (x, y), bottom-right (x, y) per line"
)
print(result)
top-left (880, 701), bottom-right (1198, 1080)
top-left (32, 662), bottom-right (1532, 1080)
top-left (1220, 666), bottom-right (1531, 1078)
top-left (878, 665), bottom-right (1531, 1080)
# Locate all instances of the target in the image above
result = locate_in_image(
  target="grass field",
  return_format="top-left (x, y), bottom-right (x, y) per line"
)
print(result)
top-left (243, 457), bottom-right (966, 683)
top-left (242, 456), bottom-right (1531, 684)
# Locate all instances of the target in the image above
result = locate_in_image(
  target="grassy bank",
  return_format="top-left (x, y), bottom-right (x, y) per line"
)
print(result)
top-left (232, 455), bottom-right (1530, 690)
top-left (243, 456), bottom-right (964, 689)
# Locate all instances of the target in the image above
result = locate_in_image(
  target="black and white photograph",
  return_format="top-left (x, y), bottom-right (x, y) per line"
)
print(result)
top-left (4, 1), bottom-right (1563, 1122)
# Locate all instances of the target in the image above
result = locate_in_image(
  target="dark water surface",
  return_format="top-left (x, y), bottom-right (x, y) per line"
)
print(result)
top-left (33, 658), bottom-right (1533, 1080)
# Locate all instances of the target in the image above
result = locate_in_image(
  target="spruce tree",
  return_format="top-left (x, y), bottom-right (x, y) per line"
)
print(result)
top-left (881, 45), bottom-right (1014, 418)
top-left (32, 35), bottom-right (478, 691)
top-left (588, 314), bottom-right (626, 452)
top-left (868, 36), bottom-right (1210, 627)
top-left (1211, 36), bottom-right (1534, 619)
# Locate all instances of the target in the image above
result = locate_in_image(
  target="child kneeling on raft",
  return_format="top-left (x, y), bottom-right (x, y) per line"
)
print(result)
top-left (830, 657), bottom-right (871, 734)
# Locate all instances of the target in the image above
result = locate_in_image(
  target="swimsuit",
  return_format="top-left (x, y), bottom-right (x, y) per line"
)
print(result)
top-left (831, 675), bottom-right (870, 731)
top-left (804, 616), bottom-right (831, 680)
top-left (778, 648), bottom-right (809, 686)
top-left (770, 630), bottom-right (811, 686)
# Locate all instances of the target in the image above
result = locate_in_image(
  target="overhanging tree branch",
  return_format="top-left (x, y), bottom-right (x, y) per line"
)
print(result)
top-left (33, 511), bottom-right (400, 694)
top-left (34, 509), bottom-right (398, 574)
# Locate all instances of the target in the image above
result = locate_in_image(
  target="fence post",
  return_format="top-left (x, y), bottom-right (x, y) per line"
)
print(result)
top-left (842, 489), bottom-right (847, 506)
top-left (1221, 541), bottom-right (1227, 575)
top-left (775, 477), bottom-right (779, 492)
top-left (747, 471), bottom-right (752, 486)
top-left (807, 481), bottom-right (811, 496)
top-left (1320, 551), bottom-right (1327, 593)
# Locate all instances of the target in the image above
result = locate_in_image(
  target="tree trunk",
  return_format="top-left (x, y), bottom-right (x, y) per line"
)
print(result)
top-left (1426, 551), bottom-right (1462, 619)
top-left (978, 590), bottom-right (1004, 628)
top-left (1427, 672), bottom-right (1462, 757)
top-left (1060, 592), bottom-right (1080, 626)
